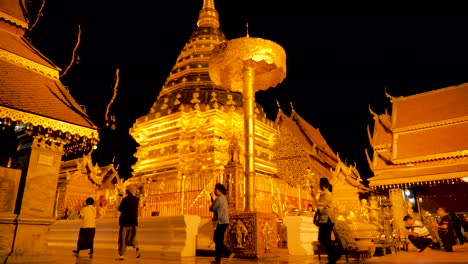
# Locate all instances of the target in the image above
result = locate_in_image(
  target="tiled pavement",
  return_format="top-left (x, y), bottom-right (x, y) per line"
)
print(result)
top-left (49, 245), bottom-right (468, 264)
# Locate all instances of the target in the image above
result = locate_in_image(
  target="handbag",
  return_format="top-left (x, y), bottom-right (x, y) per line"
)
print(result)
top-left (313, 210), bottom-right (321, 227)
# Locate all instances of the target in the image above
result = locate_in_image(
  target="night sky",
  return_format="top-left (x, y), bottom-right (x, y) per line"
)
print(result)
top-left (27, 1), bottom-right (468, 182)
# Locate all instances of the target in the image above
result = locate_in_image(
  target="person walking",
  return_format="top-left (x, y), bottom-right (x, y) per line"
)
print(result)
top-left (317, 177), bottom-right (340, 264)
top-left (72, 197), bottom-right (96, 257)
top-left (433, 206), bottom-right (455, 252)
top-left (209, 183), bottom-right (234, 264)
top-left (403, 215), bottom-right (433, 253)
top-left (116, 184), bottom-right (141, 260)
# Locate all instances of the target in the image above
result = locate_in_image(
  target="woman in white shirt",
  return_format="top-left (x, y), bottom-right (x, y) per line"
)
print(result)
top-left (73, 197), bottom-right (96, 257)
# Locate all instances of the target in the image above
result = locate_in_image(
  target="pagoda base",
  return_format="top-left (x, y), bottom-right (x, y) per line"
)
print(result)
top-left (0, 215), bottom-right (56, 264)
top-left (227, 211), bottom-right (279, 258)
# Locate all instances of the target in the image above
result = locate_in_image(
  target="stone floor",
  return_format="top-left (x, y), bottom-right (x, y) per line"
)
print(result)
top-left (47, 244), bottom-right (468, 264)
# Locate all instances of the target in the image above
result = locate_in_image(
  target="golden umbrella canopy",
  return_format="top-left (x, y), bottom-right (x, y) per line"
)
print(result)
top-left (209, 37), bottom-right (287, 92)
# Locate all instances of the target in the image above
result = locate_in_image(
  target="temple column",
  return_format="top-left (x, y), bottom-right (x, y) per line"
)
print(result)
top-left (388, 188), bottom-right (406, 237)
top-left (0, 128), bottom-right (65, 264)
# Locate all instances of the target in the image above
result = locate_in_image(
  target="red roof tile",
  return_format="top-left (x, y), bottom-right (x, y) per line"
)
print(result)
top-left (0, 29), bottom-right (57, 69)
top-left (0, 59), bottom-right (95, 129)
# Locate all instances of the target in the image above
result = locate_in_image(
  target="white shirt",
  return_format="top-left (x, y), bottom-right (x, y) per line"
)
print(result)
top-left (79, 205), bottom-right (96, 228)
top-left (411, 220), bottom-right (431, 237)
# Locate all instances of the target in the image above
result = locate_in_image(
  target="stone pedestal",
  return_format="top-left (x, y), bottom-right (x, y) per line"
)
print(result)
top-left (0, 133), bottom-right (64, 264)
top-left (283, 216), bottom-right (316, 255)
top-left (227, 212), bottom-right (279, 258)
top-left (48, 215), bottom-right (201, 257)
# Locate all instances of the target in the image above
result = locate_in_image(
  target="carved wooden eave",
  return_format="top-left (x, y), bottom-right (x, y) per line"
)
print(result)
top-left (368, 162), bottom-right (468, 188)
top-left (1, 107), bottom-right (98, 140)
top-left (0, 9), bottom-right (28, 29)
top-left (0, 48), bottom-right (59, 79)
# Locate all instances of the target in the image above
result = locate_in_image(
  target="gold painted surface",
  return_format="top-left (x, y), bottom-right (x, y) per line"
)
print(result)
top-left (209, 37), bottom-right (286, 92)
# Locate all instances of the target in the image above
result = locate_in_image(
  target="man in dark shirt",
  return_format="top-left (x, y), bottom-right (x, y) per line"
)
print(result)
top-left (433, 207), bottom-right (455, 252)
top-left (116, 184), bottom-right (141, 260)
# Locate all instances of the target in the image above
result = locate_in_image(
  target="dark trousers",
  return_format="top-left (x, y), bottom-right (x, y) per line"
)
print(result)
top-left (318, 220), bottom-right (336, 262)
top-left (118, 225), bottom-right (139, 256)
top-left (439, 229), bottom-right (454, 252)
top-left (214, 223), bottom-right (230, 261)
top-left (408, 235), bottom-right (432, 250)
top-left (454, 226), bottom-right (465, 245)
top-left (76, 227), bottom-right (96, 252)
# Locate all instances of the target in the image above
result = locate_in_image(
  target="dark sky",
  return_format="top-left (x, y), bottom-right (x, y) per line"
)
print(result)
top-left (28, 1), bottom-right (468, 182)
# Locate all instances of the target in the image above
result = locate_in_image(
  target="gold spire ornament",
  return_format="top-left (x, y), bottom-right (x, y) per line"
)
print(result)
top-left (209, 37), bottom-right (286, 211)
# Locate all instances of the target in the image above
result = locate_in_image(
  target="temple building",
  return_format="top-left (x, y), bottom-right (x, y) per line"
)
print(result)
top-left (57, 152), bottom-right (119, 219)
top-left (367, 82), bottom-right (468, 231)
top-left (128, 0), bottom-right (368, 221)
top-left (0, 0), bottom-right (98, 262)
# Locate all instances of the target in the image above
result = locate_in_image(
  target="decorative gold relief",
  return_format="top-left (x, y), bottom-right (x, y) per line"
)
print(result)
top-left (231, 219), bottom-right (248, 249)
top-left (262, 220), bottom-right (272, 252)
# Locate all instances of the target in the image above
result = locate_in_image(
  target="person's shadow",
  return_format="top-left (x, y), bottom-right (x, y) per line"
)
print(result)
top-left (74, 256), bottom-right (92, 264)
top-left (74, 256), bottom-right (140, 264)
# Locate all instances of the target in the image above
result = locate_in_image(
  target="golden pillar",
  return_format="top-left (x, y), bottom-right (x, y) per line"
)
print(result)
top-left (209, 36), bottom-right (286, 258)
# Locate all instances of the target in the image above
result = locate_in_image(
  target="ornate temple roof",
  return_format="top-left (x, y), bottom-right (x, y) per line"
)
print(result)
top-left (133, 0), bottom-right (270, 126)
top-left (0, 0), bottom-right (28, 28)
top-left (60, 152), bottom-right (119, 187)
top-left (0, 0), bottom-right (98, 155)
top-left (274, 107), bottom-right (369, 193)
top-left (367, 82), bottom-right (468, 188)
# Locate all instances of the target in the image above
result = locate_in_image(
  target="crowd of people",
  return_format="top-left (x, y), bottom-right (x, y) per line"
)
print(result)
top-left (66, 177), bottom-right (467, 263)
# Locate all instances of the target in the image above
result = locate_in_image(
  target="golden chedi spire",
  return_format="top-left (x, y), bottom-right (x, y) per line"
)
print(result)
top-left (135, 0), bottom-right (271, 124)
top-left (197, 0), bottom-right (220, 29)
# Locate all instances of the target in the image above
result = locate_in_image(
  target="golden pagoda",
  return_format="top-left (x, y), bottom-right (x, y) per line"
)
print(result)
top-left (129, 0), bottom-right (368, 221)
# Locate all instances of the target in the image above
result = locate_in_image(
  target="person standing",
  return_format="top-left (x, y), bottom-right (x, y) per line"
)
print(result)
top-left (449, 212), bottom-right (465, 245)
top-left (403, 215), bottom-right (433, 253)
top-left (73, 197), bottom-right (96, 257)
top-left (209, 183), bottom-right (234, 264)
top-left (116, 184), bottom-right (141, 260)
top-left (317, 177), bottom-right (340, 264)
top-left (433, 206), bottom-right (455, 252)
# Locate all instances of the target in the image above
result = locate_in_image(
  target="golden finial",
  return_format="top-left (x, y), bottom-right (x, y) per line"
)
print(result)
top-left (246, 22), bottom-right (249, 37)
top-left (289, 101), bottom-right (294, 111)
top-left (276, 100), bottom-right (281, 109)
top-left (197, 0), bottom-right (220, 28)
